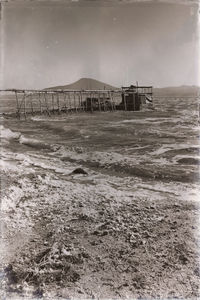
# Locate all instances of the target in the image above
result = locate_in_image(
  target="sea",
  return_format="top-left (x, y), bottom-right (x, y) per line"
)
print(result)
top-left (0, 94), bottom-right (200, 212)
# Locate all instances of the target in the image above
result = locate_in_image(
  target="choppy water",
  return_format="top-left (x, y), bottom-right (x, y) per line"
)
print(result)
top-left (1, 96), bottom-right (200, 205)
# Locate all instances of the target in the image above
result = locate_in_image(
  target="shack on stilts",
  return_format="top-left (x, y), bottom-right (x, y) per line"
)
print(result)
top-left (0, 84), bottom-right (153, 119)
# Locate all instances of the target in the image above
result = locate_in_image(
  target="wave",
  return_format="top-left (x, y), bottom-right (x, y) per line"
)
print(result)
top-left (175, 156), bottom-right (200, 165)
top-left (54, 146), bottom-right (199, 183)
top-left (19, 135), bottom-right (60, 151)
top-left (0, 125), bottom-right (21, 140)
top-left (151, 143), bottom-right (200, 156)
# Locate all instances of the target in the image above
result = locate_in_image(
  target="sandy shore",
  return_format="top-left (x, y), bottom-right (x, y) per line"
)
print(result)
top-left (1, 159), bottom-right (200, 299)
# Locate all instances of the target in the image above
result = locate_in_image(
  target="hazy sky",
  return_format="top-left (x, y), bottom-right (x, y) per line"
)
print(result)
top-left (1, 0), bottom-right (199, 89)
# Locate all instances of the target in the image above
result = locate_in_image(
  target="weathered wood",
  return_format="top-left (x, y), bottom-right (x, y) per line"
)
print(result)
top-left (103, 93), bottom-right (106, 111)
top-left (68, 92), bottom-right (72, 112)
top-left (74, 92), bottom-right (77, 112)
top-left (80, 92), bottom-right (84, 111)
top-left (15, 91), bottom-right (20, 119)
top-left (112, 92), bottom-right (116, 110)
top-left (57, 93), bottom-right (61, 113)
top-left (124, 92), bottom-right (127, 111)
top-left (98, 92), bottom-right (101, 111)
top-left (1, 85), bottom-right (154, 118)
top-left (38, 93), bottom-right (42, 114)
top-left (90, 92), bottom-right (93, 112)
top-left (44, 93), bottom-right (51, 116)
top-left (23, 93), bottom-right (27, 119)
top-left (30, 94), bottom-right (34, 115)
top-left (51, 93), bottom-right (55, 113)
top-left (133, 93), bottom-right (136, 111)
top-left (64, 93), bottom-right (67, 112)
top-left (109, 91), bottom-right (113, 111)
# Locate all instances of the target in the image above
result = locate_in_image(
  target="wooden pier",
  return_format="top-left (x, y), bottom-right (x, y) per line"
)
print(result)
top-left (0, 86), bottom-right (153, 119)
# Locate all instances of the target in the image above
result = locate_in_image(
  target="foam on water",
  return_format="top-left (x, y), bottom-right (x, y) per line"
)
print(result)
top-left (0, 125), bottom-right (21, 140)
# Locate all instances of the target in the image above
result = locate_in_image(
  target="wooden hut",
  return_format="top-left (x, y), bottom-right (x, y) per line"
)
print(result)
top-left (117, 85), bottom-right (153, 111)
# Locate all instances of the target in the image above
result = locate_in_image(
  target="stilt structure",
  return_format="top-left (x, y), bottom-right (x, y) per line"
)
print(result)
top-left (0, 85), bottom-right (153, 119)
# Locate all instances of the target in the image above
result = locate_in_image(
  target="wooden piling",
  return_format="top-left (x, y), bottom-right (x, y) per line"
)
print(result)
top-left (103, 93), bottom-right (106, 111)
top-left (38, 93), bottom-right (43, 114)
top-left (90, 92), bottom-right (93, 112)
top-left (23, 93), bottom-right (27, 119)
top-left (133, 93), bottom-right (136, 111)
top-left (109, 91), bottom-right (114, 111)
top-left (64, 92), bottom-right (67, 112)
top-left (57, 93), bottom-right (61, 113)
top-left (112, 92), bottom-right (116, 110)
top-left (68, 92), bottom-right (72, 112)
top-left (15, 91), bottom-right (20, 119)
top-left (44, 93), bottom-right (51, 116)
top-left (124, 92), bottom-right (127, 111)
top-left (51, 93), bottom-right (55, 113)
top-left (85, 93), bottom-right (88, 111)
top-left (78, 92), bottom-right (81, 111)
top-left (30, 94), bottom-right (34, 115)
top-left (80, 91), bottom-right (84, 111)
top-left (98, 92), bottom-right (101, 111)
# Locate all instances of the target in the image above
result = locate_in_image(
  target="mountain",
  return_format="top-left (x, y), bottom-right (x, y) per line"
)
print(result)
top-left (46, 79), bottom-right (199, 96)
top-left (46, 78), bottom-right (117, 91)
top-left (154, 85), bottom-right (200, 97)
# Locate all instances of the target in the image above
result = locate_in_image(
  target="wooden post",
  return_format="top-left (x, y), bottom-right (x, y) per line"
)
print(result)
top-left (112, 92), bottom-right (116, 110)
top-left (24, 93), bottom-right (27, 120)
top-left (80, 91), bottom-right (84, 111)
top-left (124, 92), bottom-right (127, 111)
top-left (109, 91), bottom-right (113, 111)
top-left (68, 92), bottom-right (71, 112)
top-left (90, 92), bottom-right (93, 112)
top-left (98, 92), bottom-right (101, 111)
top-left (57, 93), bottom-right (61, 113)
top-left (85, 93), bottom-right (88, 111)
top-left (30, 94), bottom-right (34, 115)
top-left (74, 92), bottom-right (77, 113)
top-left (44, 93), bottom-right (50, 116)
top-left (78, 92), bottom-right (81, 111)
top-left (15, 91), bottom-right (20, 119)
top-left (52, 93), bottom-right (55, 113)
top-left (38, 93), bottom-right (42, 114)
top-left (64, 92), bottom-right (67, 112)
top-left (103, 92), bottom-right (106, 111)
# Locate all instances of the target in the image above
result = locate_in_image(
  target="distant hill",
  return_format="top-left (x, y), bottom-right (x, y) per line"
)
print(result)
top-left (46, 78), bottom-right (117, 91)
top-left (154, 85), bottom-right (200, 97)
top-left (45, 79), bottom-right (199, 97)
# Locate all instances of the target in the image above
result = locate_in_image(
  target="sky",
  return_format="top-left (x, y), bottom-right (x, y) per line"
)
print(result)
top-left (0, 0), bottom-right (199, 89)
